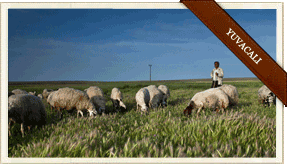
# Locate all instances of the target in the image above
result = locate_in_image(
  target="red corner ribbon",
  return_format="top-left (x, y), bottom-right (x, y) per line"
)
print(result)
top-left (180, 0), bottom-right (287, 106)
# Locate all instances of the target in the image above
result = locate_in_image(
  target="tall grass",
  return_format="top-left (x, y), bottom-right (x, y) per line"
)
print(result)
top-left (8, 80), bottom-right (276, 157)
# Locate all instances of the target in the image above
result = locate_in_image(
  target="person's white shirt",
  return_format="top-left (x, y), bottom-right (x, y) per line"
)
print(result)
top-left (213, 69), bottom-right (219, 81)
top-left (210, 67), bottom-right (224, 85)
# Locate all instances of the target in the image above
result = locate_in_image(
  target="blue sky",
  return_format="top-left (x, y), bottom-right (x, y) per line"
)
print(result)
top-left (8, 9), bottom-right (276, 81)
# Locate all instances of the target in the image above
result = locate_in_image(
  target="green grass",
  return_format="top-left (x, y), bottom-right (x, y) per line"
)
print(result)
top-left (8, 80), bottom-right (276, 157)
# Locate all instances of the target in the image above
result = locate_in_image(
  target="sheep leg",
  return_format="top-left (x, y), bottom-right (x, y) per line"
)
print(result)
top-left (196, 107), bottom-right (202, 118)
top-left (27, 125), bottom-right (34, 134)
top-left (88, 110), bottom-right (95, 117)
top-left (77, 110), bottom-right (84, 118)
top-left (21, 123), bottom-right (25, 138)
top-left (8, 127), bottom-right (11, 137)
top-left (8, 119), bottom-right (13, 137)
top-left (221, 102), bottom-right (226, 112)
top-left (58, 109), bottom-right (63, 120)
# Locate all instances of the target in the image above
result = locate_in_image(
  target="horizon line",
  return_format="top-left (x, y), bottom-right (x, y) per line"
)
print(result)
top-left (8, 77), bottom-right (260, 83)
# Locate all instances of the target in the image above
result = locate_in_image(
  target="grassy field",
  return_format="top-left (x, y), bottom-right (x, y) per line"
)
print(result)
top-left (8, 78), bottom-right (276, 157)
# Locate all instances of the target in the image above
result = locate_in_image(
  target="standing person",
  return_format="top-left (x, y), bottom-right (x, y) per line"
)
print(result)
top-left (210, 61), bottom-right (224, 88)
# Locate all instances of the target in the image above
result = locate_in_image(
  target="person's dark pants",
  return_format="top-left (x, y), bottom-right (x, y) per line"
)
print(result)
top-left (211, 80), bottom-right (222, 88)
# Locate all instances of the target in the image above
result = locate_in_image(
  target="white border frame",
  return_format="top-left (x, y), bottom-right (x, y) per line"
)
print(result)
top-left (1, 2), bottom-right (283, 164)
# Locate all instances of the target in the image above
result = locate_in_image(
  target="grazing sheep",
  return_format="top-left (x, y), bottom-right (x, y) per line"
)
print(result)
top-left (218, 84), bottom-right (239, 106)
top-left (145, 85), bottom-right (165, 109)
top-left (158, 85), bottom-right (170, 107)
top-left (28, 91), bottom-right (36, 96)
top-left (110, 88), bottom-right (126, 112)
top-left (135, 88), bottom-right (150, 114)
top-left (258, 85), bottom-right (276, 107)
top-left (11, 89), bottom-right (28, 95)
top-left (48, 88), bottom-right (97, 119)
top-left (85, 86), bottom-right (106, 114)
top-left (184, 88), bottom-right (229, 117)
top-left (47, 91), bottom-right (57, 111)
top-left (8, 94), bottom-right (47, 137)
top-left (42, 89), bottom-right (54, 99)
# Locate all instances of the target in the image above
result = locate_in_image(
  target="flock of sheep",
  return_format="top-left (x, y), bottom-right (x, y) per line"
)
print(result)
top-left (8, 83), bottom-right (275, 138)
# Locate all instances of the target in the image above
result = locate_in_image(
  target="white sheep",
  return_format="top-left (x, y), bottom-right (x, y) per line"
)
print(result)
top-left (48, 87), bottom-right (97, 119)
top-left (158, 85), bottom-right (170, 107)
top-left (85, 86), bottom-right (106, 114)
top-left (135, 88), bottom-right (150, 114)
top-left (8, 94), bottom-right (47, 137)
top-left (42, 89), bottom-right (54, 99)
top-left (184, 88), bottom-right (229, 117)
top-left (11, 89), bottom-right (28, 95)
top-left (47, 91), bottom-right (57, 111)
top-left (218, 84), bottom-right (239, 106)
top-left (258, 85), bottom-right (276, 107)
top-left (145, 85), bottom-right (165, 109)
top-left (110, 88), bottom-right (126, 112)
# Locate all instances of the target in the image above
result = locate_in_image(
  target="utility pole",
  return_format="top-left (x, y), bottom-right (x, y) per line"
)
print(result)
top-left (149, 65), bottom-right (152, 82)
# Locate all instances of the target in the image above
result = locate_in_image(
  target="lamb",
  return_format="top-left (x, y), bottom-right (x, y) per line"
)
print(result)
top-left (145, 85), bottom-right (165, 109)
top-left (42, 89), bottom-right (54, 99)
top-left (11, 89), bottom-right (28, 95)
top-left (217, 84), bottom-right (239, 106)
top-left (184, 88), bottom-right (229, 117)
top-left (158, 85), bottom-right (170, 107)
top-left (8, 94), bottom-right (47, 137)
top-left (85, 86), bottom-right (106, 114)
top-left (258, 85), bottom-right (276, 107)
top-left (110, 88), bottom-right (126, 112)
top-left (135, 88), bottom-right (150, 114)
top-left (48, 87), bottom-right (97, 119)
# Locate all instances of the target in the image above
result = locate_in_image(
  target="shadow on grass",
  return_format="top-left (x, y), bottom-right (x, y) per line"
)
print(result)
top-left (168, 97), bottom-right (189, 106)
top-left (236, 102), bottom-right (253, 108)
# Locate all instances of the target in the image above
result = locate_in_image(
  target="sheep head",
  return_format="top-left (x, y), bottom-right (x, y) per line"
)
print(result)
top-left (141, 105), bottom-right (149, 115)
top-left (119, 100), bottom-right (126, 112)
top-left (183, 101), bottom-right (195, 116)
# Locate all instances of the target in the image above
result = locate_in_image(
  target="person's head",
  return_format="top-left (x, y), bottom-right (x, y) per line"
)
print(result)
top-left (214, 61), bottom-right (219, 68)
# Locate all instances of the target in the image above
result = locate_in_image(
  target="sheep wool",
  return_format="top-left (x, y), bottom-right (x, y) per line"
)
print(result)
top-left (8, 94), bottom-right (47, 137)
top-left (158, 85), bottom-right (170, 107)
top-left (47, 91), bottom-right (57, 111)
top-left (11, 89), bottom-right (28, 95)
top-left (184, 88), bottom-right (229, 117)
top-left (42, 89), bottom-right (54, 99)
top-left (145, 85), bottom-right (165, 109)
top-left (85, 86), bottom-right (106, 114)
top-left (218, 84), bottom-right (239, 106)
top-left (48, 87), bottom-right (97, 119)
top-left (258, 85), bottom-right (276, 107)
top-left (111, 88), bottom-right (126, 112)
top-left (135, 88), bottom-right (150, 114)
